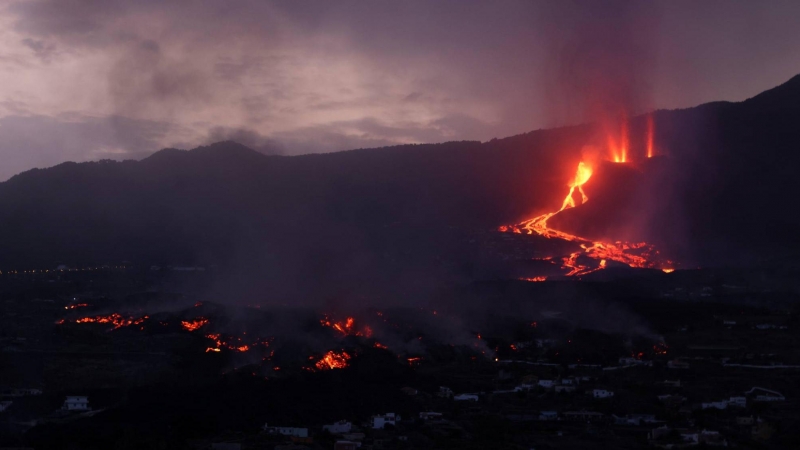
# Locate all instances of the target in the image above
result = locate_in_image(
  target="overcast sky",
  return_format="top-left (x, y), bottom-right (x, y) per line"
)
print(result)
top-left (0, 0), bottom-right (799, 180)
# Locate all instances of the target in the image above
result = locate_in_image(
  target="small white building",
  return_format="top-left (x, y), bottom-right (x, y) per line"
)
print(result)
top-left (323, 420), bottom-right (353, 434)
top-left (453, 394), bottom-right (479, 402)
top-left (372, 413), bottom-right (399, 429)
top-left (538, 380), bottom-right (554, 389)
top-left (702, 401), bottom-right (728, 410)
top-left (539, 411), bottom-right (558, 421)
top-left (263, 424), bottom-right (309, 438)
top-left (438, 386), bottom-right (454, 398)
top-left (729, 396), bottom-right (747, 408)
top-left (592, 389), bottom-right (614, 399)
top-left (62, 396), bottom-right (90, 411)
top-left (554, 385), bottom-right (576, 393)
top-left (746, 387), bottom-right (785, 402)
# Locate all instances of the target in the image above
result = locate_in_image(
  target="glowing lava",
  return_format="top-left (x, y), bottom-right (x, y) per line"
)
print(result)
top-left (315, 350), bottom-right (352, 370)
top-left (503, 156), bottom-right (671, 277)
top-left (68, 313), bottom-right (149, 330)
top-left (320, 315), bottom-right (373, 338)
top-left (181, 318), bottom-right (209, 331)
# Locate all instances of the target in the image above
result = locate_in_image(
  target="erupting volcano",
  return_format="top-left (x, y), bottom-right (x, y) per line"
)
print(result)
top-left (501, 118), bottom-right (673, 277)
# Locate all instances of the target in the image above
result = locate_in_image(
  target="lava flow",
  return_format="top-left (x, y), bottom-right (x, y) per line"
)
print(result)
top-left (502, 149), bottom-right (672, 277)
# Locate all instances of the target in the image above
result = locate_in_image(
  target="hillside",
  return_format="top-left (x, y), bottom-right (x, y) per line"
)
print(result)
top-left (2, 75), bottom-right (800, 294)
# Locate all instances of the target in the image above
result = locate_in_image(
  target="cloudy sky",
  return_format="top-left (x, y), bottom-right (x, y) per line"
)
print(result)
top-left (0, 0), bottom-right (799, 180)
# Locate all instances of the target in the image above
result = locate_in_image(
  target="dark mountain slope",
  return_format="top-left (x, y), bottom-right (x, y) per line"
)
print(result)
top-left (1, 75), bottom-right (800, 291)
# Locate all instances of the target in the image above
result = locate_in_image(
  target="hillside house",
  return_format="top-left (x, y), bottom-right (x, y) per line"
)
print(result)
top-left (372, 413), bottom-right (399, 429)
top-left (323, 420), bottom-right (352, 434)
top-left (592, 389), bottom-right (614, 399)
top-left (263, 425), bottom-right (309, 438)
top-left (746, 387), bottom-right (785, 402)
top-left (61, 396), bottom-right (90, 411)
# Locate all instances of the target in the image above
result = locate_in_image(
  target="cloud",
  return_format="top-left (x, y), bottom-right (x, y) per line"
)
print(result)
top-left (0, 0), bottom-right (798, 178)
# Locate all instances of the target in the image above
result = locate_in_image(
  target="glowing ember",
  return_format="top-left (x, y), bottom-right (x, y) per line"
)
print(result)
top-left (407, 356), bottom-right (423, 367)
top-left (315, 350), bottom-right (351, 370)
top-left (64, 303), bottom-right (89, 310)
top-left (320, 314), bottom-right (373, 338)
top-left (68, 313), bottom-right (149, 330)
top-left (374, 342), bottom-right (388, 349)
top-left (520, 276), bottom-right (547, 282)
top-left (181, 318), bottom-right (209, 331)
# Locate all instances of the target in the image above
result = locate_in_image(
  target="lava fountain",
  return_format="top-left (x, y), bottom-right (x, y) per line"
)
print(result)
top-left (501, 119), bottom-right (673, 276)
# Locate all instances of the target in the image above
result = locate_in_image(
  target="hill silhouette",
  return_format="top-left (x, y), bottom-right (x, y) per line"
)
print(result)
top-left (2, 75), bottom-right (800, 297)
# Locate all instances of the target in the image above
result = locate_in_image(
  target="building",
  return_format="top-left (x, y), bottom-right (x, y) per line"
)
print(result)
top-left (537, 380), bottom-right (554, 389)
top-left (419, 412), bottom-right (443, 420)
top-left (564, 411), bottom-right (605, 423)
top-left (728, 397), bottom-right (747, 408)
top-left (372, 413), bottom-right (399, 429)
top-left (746, 387), bottom-right (785, 402)
top-left (613, 414), bottom-right (658, 426)
top-left (438, 386), bottom-right (453, 398)
top-left (538, 411), bottom-right (558, 421)
top-left (323, 420), bottom-right (352, 434)
top-left (554, 385), bottom-right (576, 393)
top-left (702, 401), bottom-right (728, 410)
top-left (592, 389), bottom-right (614, 399)
top-left (263, 425), bottom-right (309, 438)
top-left (62, 396), bottom-right (90, 411)
top-left (453, 394), bottom-right (479, 402)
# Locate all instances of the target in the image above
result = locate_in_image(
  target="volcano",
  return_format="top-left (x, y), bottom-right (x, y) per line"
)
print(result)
top-left (1, 75), bottom-right (800, 288)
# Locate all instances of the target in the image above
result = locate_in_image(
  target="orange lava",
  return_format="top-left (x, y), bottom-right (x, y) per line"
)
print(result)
top-left (503, 155), bottom-right (671, 277)
top-left (320, 315), bottom-right (373, 338)
top-left (520, 276), bottom-right (547, 282)
top-left (315, 350), bottom-right (351, 370)
top-left (181, 318), bottom-right (209, 331)
top-left (64, 303), bottom-right (89, 310)
top-left (70, 313), bottom-right (149, 329)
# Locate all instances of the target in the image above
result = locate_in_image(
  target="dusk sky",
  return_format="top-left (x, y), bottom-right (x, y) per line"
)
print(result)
top-left (1, 0), bottom-right (800, 180)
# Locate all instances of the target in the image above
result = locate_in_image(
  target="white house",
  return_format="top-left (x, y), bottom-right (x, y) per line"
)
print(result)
top-left (263, 425), bottom-right (309, 438)
top-left (419, 412), bottom-right (443, 420)
top-left (62, 396), bottom-right (90, 411)
top-left (702, 401), bottom-right (728, 410)
top-left (537, 380), bottom-right (554, 389)
top-left (592, 389), bottom-right (614, 399)
top-left (438, 386), bottom-right (453, 398)
top-left (554, 385), bottom-right (576, 393)
top-left (323, 420), bottom-right (353, 434)
top-left (372, 413), bottom-right (399, 429)
top-left (453, 394), bottom-right (479, 402)
top-left (746, 387), bottom-right (785, 402)
top-left (729, 397), bottom-right (747, 408)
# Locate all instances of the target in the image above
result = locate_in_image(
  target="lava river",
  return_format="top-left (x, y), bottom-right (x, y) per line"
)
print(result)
top-left (501, 160), bottom-right (674, 278)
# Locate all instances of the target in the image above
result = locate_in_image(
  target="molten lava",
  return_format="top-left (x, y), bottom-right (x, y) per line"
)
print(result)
top-left (181, 318), bottom-right (209, 331)
top-left (68, 313), bottom-right (149, 330)
top-left (315, 350), bottom-right (351, 370)
top-left (647, 113), bottom-right (655, 158)
top-left (503, 153), bottom-right (672, 276)
top-left (320, 315), bottom-right (373, 338)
